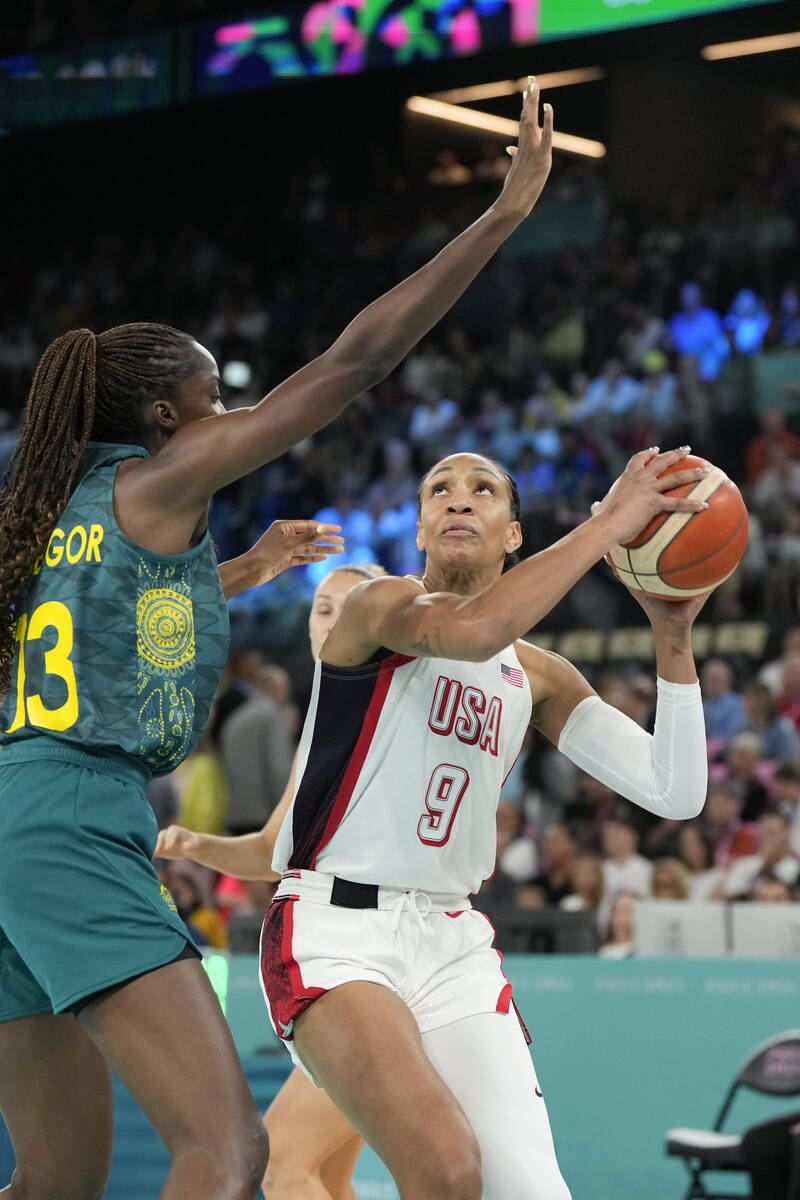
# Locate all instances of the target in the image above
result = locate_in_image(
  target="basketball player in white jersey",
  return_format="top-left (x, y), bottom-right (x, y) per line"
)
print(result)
top-left (157, 565), bottom-right (377, 1199)
top-left (262, 447), bottom-right (711, 1200)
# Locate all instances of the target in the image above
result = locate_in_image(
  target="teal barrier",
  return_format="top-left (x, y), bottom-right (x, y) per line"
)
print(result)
top-left (218, 954), bottom-right (800, 1200)
top-left (3, 956), bottom-right (800, 1198)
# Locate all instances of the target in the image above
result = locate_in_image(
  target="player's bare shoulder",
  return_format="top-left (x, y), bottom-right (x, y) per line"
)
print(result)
top-left (515, 639), bottom-right (595, 739)
top-left (320, 575), bottom-right (423, 666)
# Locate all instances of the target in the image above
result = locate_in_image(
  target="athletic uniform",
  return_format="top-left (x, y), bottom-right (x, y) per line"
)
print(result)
top-left (262, 644), bottom-right (571, 1200)
top-left (0, 442), bottom-right (229, 1019)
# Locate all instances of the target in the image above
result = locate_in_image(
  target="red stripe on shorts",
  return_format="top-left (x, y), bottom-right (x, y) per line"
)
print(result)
top-left (310, 653), bottom-right (414, 868)
top-left (260, 897), bottom-right (326, 1041)
top-left (478, 911), bottom-right (515, 1014)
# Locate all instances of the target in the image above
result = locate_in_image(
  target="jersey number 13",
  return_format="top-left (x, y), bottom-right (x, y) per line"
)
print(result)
top-left (6, 601), bottom-right (79, 733)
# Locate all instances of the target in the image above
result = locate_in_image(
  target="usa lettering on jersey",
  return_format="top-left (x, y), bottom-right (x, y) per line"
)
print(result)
top-left (427, 674), bottom-right (502, 757)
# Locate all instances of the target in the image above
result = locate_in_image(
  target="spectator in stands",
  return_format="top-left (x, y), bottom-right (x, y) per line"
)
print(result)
top-left (677, 821), bottom-right (724, 900)
top-left (772, 502), bottom-right (800, 613)
top-left (744, 681), bottom-right (800, 761)
top-left (701, 658), bottom-right (748, 742)
top-left (773, 763), bottom-right (800, 856)
top-left (602, 817), bottom-right (652, 899)
top-left (565, 772), bottom-right (621, 853)
top-left (427, 148), bottom-right (470, 186)
top-left (473, 142), bottom-right (511, 185)
top-left (219, 663), bottom-right (295, 836)
top-left (518, 823), bottom-right (577, 907)
top-left (597, 892), bottom-right (636, 959)
top-left (746, 408), bottom-right (800, 484)
top-left (717, 812), bottom-right (800, 898)
top-left (724, 288), bottom-right (772, 355)
top-left (515, 446), bottom-right (558, 512)
top-left (780, 655), bottom-right (800, 731)
top-left (755, 443), bottom-right (800, 534)
top-left (618, 673), bottom-right (657, 730)
top-left (704, 781), bottom-right (759, 867)
top-left (617, 303), bottom-right (667, 370)
top-left (758, 627), bottom-right (800, 696)
top-left (752, 874), bottom-right (793, 902)
top-left (668, 282), bottom-right (728, 382)
top-left (207, 646), bottom-right (264, 747)
top-left (494, 799), bottom-right (538, 889)
top-left (779, 283), bottom-right (800, 347)
top-left (146, 775), bottom-right (179, 830)
top-left (560, 854), bottom-right (604, 914)
top-left (637, 350), bottom-right (682, 437)
top-left (168, 870), bottom-right (227, 949)
top-left (726, 731), bottom-right (771, 821)
top-left (650, 858), bottom-right (691, 900)
top-left (173, 735), bottom-right (229, 836)
top-left (572, 359), bottom-right (643, 429)
top-left (408, 383), bottom-right (459, 446)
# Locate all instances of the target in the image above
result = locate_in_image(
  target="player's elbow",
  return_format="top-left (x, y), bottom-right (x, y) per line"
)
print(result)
top-left (322, 343), bottom-right (393, 393)
top-left (456, 620), bottom-right (507, 663)
top-left (656, 786), bottom-right (706, 820)
top-left (681, 790), bottom-right (707, 820)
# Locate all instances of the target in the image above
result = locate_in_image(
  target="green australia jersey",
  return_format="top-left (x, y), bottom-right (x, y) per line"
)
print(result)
top-left (0, 443), bottom-right (230, 775)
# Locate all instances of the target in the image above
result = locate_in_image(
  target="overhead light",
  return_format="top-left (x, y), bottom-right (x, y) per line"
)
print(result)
top-left (431, 67), bottom-right (604, 105)
top-left (406, 95), bottom-right (606, 159)
top-left (702, 30), bottom-right (800, 60)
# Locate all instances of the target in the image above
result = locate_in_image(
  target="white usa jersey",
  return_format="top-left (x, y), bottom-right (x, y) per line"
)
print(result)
top-left (272, 644), bottom-right (532, 896)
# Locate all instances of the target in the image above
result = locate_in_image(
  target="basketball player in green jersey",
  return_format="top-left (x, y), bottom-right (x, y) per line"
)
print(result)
top-left (0, 79), bottom-right (554, 1200)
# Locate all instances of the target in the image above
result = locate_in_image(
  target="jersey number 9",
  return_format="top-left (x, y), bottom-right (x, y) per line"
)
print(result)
top-left (417, 763), bottom-right (470, 847)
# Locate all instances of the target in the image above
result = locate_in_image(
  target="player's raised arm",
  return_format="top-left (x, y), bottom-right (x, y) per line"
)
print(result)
top-left (322, 448), bottom-right (712, 667)
top-left (135, 80), bottom-right (553, 512)
top-left (155, 752), bottom-right (298, 880)
top-left (521, 640), bottom-right (707, 820)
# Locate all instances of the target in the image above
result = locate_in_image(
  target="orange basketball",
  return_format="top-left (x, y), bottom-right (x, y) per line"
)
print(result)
top-left (605, 455), bottom-right (749, 599)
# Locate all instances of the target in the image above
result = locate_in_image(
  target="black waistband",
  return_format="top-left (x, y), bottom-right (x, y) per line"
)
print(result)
top-left (330, 876), bottom-right (380, 908)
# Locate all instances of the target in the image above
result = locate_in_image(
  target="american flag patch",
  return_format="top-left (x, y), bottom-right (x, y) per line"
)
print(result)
top-left (501, 663), bottom-right (524, 688)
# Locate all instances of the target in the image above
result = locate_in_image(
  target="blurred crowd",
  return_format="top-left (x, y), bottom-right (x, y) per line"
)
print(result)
top-left (3, 102), bottom-right (800, 955)
top-left (2, 129), bottom-right (800, 645)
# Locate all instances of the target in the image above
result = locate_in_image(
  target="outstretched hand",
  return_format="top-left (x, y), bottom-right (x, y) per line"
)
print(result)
top-left (155, 824), bottom-right (194, 861)
top-left (244, 520), bottom-right (345, 587)
top-left (496, 76), bottom-right (554, 221)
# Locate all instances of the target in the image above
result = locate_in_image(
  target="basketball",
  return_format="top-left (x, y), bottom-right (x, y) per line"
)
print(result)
top-left (606, 454), bottom-right (749, 599)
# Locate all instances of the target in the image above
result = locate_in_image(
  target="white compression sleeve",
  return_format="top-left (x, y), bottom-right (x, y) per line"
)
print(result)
top-left (556, 677), bottom-right (707, 819)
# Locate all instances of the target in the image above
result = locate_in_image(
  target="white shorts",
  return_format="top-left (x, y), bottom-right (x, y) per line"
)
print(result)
top-left (259, 869), bottom-right (524, 1077)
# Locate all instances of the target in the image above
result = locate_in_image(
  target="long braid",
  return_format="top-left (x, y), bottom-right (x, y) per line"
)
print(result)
top-left (0, 321), bottom-right (200, 694)
top-left (0, 330), bottom-right (97, 690)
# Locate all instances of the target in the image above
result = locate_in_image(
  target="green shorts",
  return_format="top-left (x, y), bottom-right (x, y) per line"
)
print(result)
top-left (0, 738), bottom-right (198, 1021)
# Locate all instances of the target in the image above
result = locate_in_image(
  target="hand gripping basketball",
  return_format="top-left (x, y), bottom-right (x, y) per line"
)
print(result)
top-left (592, 447), bottom-right (711, 546)
top-left (594, 447), bottom-right (749, 600)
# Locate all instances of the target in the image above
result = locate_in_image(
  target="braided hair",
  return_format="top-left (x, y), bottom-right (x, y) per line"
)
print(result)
top-left (416, 455), bottom-right (523, 573)
top-left (0, 321), bottom-right (202, 692)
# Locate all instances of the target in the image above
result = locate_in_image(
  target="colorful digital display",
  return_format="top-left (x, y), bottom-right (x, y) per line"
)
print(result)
top-left (195, 0), bottom-right (535, 95)
top-left (196, 0), bottom-right (782, 92)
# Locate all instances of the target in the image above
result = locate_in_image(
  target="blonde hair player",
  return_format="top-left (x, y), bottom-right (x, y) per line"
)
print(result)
top-left (262, 447), bottom-right (712, 1200)
top-left (156, 564), bottom-right (383, 1200)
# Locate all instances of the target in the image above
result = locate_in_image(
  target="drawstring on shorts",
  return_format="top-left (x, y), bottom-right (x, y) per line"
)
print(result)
top-left (391, 889), bottom-right (434, 937)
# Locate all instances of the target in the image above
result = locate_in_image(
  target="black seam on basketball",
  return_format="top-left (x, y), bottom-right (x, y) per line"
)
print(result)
top-left (625, 544), bottom-right (645, 592)
top-left (654, 476), bottom-right (729, 575)
top-left (661, 512), bottom-right (747, 581)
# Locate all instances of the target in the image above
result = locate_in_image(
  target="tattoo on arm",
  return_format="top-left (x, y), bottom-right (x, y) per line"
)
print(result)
top-left (409, 632), bottom-right (436, 656)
